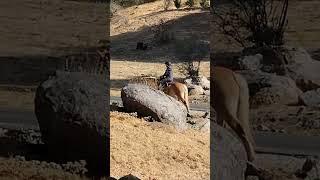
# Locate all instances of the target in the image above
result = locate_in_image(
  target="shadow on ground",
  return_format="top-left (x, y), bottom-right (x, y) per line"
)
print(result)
top-left (111, 11), bottom-right (211, 62)
top-left (0, 56), bottom-right (65, 86)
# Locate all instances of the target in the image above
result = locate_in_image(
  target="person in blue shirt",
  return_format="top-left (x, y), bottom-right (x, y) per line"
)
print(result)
top-left (160, 61), bottom-right (173, 87)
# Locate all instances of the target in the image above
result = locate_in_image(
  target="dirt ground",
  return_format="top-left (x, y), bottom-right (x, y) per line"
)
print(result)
top-left (0, 0), bottom-right (107, 57)
top-left (110, 111), bottom-right (210, 179)
top-left (0, 87), bottom-right (35, 111)
top-left (250, 105), bottom-right (320, 136)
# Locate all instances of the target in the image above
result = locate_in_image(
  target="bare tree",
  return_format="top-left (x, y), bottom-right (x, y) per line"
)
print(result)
top-left (174, 35), bottom-right (209, 78)
top-left (212, 0), bottom-right (289, 48)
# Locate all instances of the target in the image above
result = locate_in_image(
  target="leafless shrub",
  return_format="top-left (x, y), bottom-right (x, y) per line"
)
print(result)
top-left (178, 61), bottom-right (201, 78)
top-left (212, 0), bottom-right (289, 48)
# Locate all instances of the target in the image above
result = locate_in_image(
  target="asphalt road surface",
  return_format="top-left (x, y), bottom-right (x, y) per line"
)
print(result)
top-left (1, 97), bottom-right (320, 157)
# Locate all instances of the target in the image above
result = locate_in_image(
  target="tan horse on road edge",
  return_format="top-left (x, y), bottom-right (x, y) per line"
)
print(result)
top-left (212, 66), bottom-right (256, 162)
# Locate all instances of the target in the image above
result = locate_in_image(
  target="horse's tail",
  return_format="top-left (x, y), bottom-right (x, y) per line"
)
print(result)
top-left (179, 83), bottom-right (190, 113)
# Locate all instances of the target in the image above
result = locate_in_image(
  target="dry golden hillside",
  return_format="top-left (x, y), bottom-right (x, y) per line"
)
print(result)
top-left (110, 112), bottom-right (210, 179)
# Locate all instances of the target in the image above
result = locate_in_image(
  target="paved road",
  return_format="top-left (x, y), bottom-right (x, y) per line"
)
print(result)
top-left (110, 96), bottom-right (210, 112)
top-left (0, 96), bottom-right (209, 130)
top-left (1, 98), bottom-right (320, 157)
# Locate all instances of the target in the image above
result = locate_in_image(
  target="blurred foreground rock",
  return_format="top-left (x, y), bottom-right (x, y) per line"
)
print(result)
top-left (211, 123), bottom-right (247, 180)
top-left (34, 71), bottom-right (109, 177)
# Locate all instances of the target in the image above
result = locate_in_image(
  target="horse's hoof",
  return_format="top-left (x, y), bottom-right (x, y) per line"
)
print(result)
top-left (187, 113), bottom-right (192, 118)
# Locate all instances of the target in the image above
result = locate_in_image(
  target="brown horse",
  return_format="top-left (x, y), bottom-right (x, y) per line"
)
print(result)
top-left (129, 75), bottom-right (190, 114)
top-left (161, 81), bottom-right (190, 114)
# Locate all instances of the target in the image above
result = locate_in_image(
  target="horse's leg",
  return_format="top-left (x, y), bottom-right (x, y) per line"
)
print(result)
top-left (175, 85), bottom-right (190, 115)
top-left (183, 88), bottom-right (190, 115)
top-left (182, 87), bottom-right (191, 116)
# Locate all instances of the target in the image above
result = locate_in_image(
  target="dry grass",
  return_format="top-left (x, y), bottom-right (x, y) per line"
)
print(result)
top-left (0, 0), bottom-right (107, 57)
top-left (111, 0), bottom-right (205, 36)
top-left (110, 111), bottom-right (210, 179)
top-left (0, 89), bottom-right (35, 110)
top-left (0, 157), bottom-right (88, 180)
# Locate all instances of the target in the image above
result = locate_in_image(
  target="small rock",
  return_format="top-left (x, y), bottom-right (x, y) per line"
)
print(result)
top-left (238, 54), bottom-right (262, 71)
top-left (302, 118), bottom-right (320, 129)
top-left (31, 160), bottom-right (41, 165)
top-left (184, 78), bottom-right (193, 87)
top-left (278, 129), bottom-right (286, 133)
top-left (299, 88), bottom-right (320, 107)
top-left (189, 85), bottom-right (204, 96)
top-left (119, 174), bottom-right (141, 180)
top-left (257, 124), bottom-right (270, 131)
top-left (199, 76), bottom-right (210, 90)
top-left (14, 155), bottom-right (25, 161)
top-left (202, 111), bottom-right (210, 118)
top-left (110, 102), bottom-right (121, 111)
top-left (204, 90), bottom-right (210, 96)
top-left (106, 177), bottom-right (118, 180)
top-left (143, 116), bottom-right (154, 122)
top-left (0, 128), bottom-right (8, 137)
top-left (128, 112), bottom-right (138, 117)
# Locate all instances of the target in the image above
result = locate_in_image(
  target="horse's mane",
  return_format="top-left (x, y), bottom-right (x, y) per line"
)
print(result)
top-left (128, 75), bottom-right (159, 90)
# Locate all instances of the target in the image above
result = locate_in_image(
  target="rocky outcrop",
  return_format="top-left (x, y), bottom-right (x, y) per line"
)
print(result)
top-left (239, 70), bottom-right (302, 107)
top-left (284, 47), bottom-right (320, 92)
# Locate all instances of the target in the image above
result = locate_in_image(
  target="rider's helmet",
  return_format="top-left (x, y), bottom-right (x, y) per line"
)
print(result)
top-left (165, 61), bottom-right (171, 66)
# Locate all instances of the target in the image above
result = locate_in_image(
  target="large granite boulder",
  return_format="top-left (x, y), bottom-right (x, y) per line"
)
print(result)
top-left (284, 47), bottom-right (320, 91)
top-left (34, 70), bottom-right (109, 177)
top-left (239, 70), bottom-right (302, 107)
top-left (121, 83), bottom-right (188, 130)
